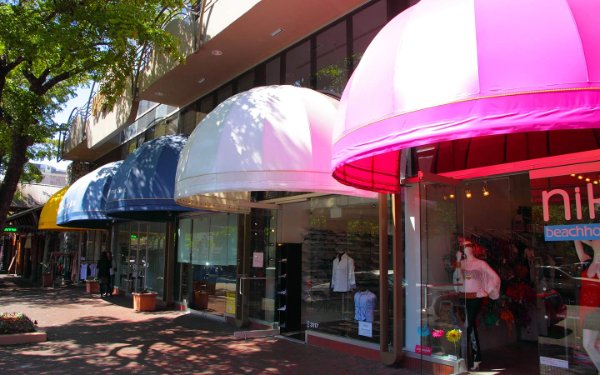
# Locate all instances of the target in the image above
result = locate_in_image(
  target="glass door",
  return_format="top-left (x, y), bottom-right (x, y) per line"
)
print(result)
top-left (417, 173), bottom-right (466, 371)
top-left (129, 223), bottom-right (147, 293)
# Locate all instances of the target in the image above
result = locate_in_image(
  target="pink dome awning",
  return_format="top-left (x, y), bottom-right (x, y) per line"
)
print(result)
top-left (332, 0), bottom-right (600, 193)
top-left (175, 85), bottom-right (375, 210)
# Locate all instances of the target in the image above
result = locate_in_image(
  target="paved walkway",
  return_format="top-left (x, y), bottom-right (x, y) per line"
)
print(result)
top-left (0, 274), bottom-right (417, 374)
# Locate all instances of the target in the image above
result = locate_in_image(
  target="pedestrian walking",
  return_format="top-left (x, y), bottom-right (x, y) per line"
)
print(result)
top-left (107, 250), bottom-right (115, 296)
top-left (96, 251), bottom-right (111, 297)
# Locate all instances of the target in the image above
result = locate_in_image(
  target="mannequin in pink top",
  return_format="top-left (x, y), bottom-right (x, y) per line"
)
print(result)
top-left (456, 242), bottom-right (501, 371)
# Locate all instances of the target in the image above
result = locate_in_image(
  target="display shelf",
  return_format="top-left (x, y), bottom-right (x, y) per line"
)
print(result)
top-left (276, 243), bottom-right (301, 332)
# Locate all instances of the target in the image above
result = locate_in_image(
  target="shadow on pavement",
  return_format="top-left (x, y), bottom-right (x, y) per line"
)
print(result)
top-left (0, 275), bottom-right (413, 375)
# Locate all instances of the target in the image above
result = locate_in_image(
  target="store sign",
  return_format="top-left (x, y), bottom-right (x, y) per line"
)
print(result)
top-left (544, 223), bottom-right (600, 241)
top-left (3, 227), bottom-right (17, 232)
top-left (226, 291), bottom-right (236, 315)
top-left (252, 252), bottom-right (264, 268)
top-left (542, 184), bottom-right (600, 222)
top-left (415, 345), bottom-right (432, 356)
top-left (358, 321), bottom-right (373, 337)
top-left (541, 182), bottom-right (600, 241)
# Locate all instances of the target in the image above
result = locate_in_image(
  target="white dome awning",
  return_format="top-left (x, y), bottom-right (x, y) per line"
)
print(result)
top-left (175, 85), bottom-right (375, 210)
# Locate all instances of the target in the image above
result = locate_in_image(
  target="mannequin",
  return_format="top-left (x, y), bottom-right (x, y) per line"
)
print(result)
top-left (456, 242), bottom-right (501, 371)
top-left (574, 240), bottom-right (600, 372)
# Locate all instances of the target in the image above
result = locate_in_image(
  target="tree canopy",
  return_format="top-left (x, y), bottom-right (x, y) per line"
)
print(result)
top-left (0, 0), bottom-right (187, 229)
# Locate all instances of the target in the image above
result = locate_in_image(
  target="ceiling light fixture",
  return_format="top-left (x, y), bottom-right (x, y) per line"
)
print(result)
top-left (271, 27), bottom-right (284, 37)
top-left (197, 77), bottom-right (206, 84)
top-left (465, 189), bottom-right (472, 199)
top-left (211, 49), bottom-right (223, 56)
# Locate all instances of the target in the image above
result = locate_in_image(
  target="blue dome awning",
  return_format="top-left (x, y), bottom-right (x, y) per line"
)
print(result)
top-left (106, 135), bottom-right (195, 221)
top-left (57, 161), bottom-right (123, 229)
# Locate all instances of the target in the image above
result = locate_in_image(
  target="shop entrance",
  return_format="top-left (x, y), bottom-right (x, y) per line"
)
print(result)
top-left (418, 173), bottom-right (540, 374)
top-left (116, 222), bottom-right (166, 296)
top-left (177, 214), bottom-right (238, 318)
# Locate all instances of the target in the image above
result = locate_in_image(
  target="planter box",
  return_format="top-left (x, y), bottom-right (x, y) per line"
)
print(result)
top-left (194, 291), bottom-right (209, 310)
top-left (132, 292), bottom-right (158, 312)
top-left (85, 280), bottom-right (100, 294)
top-left (42, 273), bottom-right (53, 288)
top-left (0, 331), bottom-right (46, 346)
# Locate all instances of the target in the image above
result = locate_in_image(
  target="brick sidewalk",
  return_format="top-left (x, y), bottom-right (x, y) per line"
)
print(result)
top-left (0, 274), bottom-right (417, 374)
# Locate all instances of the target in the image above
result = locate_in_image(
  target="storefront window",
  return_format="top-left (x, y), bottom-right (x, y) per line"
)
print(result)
top-left (300, 195), bottom-right (379, 343)
top-left (352, 0), bottom-right (387, 68)
top-left (284, 40), bottom-right (310, 87)
top-left (145, 222), bottom-right (166, 296)
top-left (246, 209), bottom-right (278, 323)
top-left (265, 57), bottom-right (281, 85)
top-left (531, 165), bottom-right (600, 374)
top-left (177, 218), bottom-right (192, 263)
top-left (415, 174), bottom-right (553, 373)
top-left (178, 213), bottom-right (238, 316)
top-left (315, 20), bottom-right (347, 94)
top-left (115, 221), bottom-right (166, 295)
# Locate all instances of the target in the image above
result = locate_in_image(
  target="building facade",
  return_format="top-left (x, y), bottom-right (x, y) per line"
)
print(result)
top-left (58, 1), bottom-right (600, 374)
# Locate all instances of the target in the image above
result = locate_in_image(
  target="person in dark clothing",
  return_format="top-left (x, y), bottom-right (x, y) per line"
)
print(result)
top-left (107, 250), bottom-right (115, 296)
top-left (97, 251), bottom-right (111, 297)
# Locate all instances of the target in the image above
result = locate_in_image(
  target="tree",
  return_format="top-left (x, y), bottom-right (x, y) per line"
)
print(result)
top-left (0, 0), bottom-right (187, 230)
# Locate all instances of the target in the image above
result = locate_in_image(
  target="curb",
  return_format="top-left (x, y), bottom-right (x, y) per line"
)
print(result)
top-left (0, 331), bottom-right (47, 346)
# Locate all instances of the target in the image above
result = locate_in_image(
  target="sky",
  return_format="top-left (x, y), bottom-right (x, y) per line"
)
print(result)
top-left (36, 85), bottom-right (92, 171)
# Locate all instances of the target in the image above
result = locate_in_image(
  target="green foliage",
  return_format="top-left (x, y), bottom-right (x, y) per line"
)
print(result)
top-left (0, 312), bottom-right (36, 335)
top-left (0, 0), bottom-right (187, 224)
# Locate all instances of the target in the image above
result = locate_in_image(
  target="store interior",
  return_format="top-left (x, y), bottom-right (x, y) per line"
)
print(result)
top-left (421, 172), bottom-right (599, 374)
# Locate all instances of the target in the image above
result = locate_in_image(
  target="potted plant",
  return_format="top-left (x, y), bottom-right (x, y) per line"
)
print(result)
top-left (132, 289), bottom-right (158, 312)
top-left (40, 263), bottom-right (52, 288)
top-left (85, 278), bottom-right (100, 294)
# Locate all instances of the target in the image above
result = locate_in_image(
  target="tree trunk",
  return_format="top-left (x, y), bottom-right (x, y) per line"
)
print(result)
top-left (0, 134), bottom-right (32, 231)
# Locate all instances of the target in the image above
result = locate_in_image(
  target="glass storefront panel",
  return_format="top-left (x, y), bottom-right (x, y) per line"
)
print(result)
top-left (116, 223), bottom-right (131, 291)
top-left (178, 213), bottom-right (238, 316)
top-left (301, 195), bottom-right (380, 343)
top-left (284, 40), bottom-right (310, 87)
top-left (315, 20), bottom-right (347, 95)
top-left (531, 166), bottom-right (600, 374)
top-left (265, 57), bottom-right (281, 85)
top-left (115, 221), bottom-right (166, 295)
top-left (417, 174), bottom-right (547, 373)
top-left (247, 209), bottom-right (278, 323)
top-left (178, 218), bottom-right (192, 264)
top-left (418, 180), bottom-right (464, 364)
top-left (352, 0), bottom-right (387, 67)
top-left (146, 222), bottom-right (166, 296)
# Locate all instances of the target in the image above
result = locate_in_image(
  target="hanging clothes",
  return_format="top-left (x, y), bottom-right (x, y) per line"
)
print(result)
top-left (331, 252), bottom-right (356, 292)
top-left (354, 289), bottom-right (377, 322)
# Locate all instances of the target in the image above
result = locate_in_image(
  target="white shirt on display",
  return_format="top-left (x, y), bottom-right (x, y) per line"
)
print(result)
top-left (331, 252), bottom-right (356, 292)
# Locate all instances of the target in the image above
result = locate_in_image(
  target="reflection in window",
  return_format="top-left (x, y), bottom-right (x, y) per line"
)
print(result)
top-left (265, 57), bottom-right (281, 85)
top-left (316, 21), bottom-right (347, 94)
top-left (285, 41), bottom-right (311, 87)
top-left (301, 195), bottom-right (380, 343)
top-left (178, 214), bottom-right (239, 316)
top-left (352, 0), bottom-right (387, 68)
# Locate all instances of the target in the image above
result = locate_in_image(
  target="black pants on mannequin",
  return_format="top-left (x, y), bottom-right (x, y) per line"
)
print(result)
top-left (465, 297), bottom-right (483, 366)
